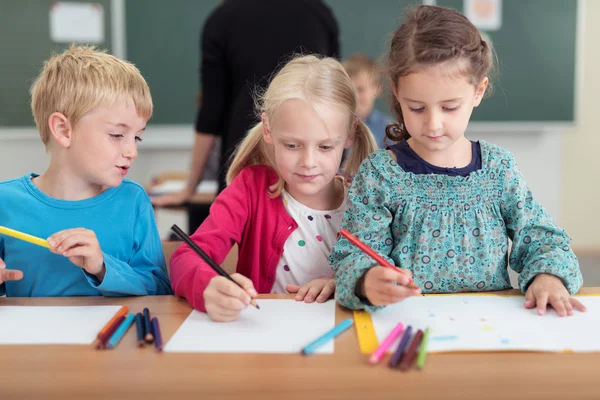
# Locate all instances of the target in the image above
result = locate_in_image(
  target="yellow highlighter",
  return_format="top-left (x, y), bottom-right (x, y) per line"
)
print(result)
top-left (0, 225), bottom-right (50, 249)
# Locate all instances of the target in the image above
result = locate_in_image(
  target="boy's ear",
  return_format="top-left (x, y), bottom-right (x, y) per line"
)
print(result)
top-left (474, 77), bottom-right (489, 107)
top-left (262, 112), bottom-right (273, 144)
top-left (48, 112), bottom-right (73, 148)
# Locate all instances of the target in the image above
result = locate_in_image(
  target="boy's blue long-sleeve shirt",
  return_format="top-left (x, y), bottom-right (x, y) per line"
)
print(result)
top-left (0, 174), bottom-right (172, 297)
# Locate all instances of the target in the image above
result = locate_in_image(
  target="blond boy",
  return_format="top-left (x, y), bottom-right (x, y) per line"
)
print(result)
top-left (0, 45), bottom-right (171, 296)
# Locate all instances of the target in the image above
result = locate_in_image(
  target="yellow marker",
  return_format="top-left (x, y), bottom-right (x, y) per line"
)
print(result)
top-left (0, 225), bottom-right (50, 249)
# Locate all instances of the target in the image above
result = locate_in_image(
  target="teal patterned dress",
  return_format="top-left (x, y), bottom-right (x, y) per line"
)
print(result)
top-left (329, 141), bottom-right (583, 312)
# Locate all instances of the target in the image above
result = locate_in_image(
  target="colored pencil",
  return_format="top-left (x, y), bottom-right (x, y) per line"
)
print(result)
top-left (368, 322), bottom-right (404, 365)
top-left (151, 317), bottom-right (163, 352)
top-left (0, 225), bottom-right (50, 249)
top-left (143, 308), bottom-right (154, 343)
top-left (93, 305), bottom-right (128, 347)
top-left (96, 315), bottom-right (125, 349)
top-left (135, 313), bottom-right (146, 347)
top-left (399, 329), bottom-right (424, 371)
top-left (106, 313), bottom-right (136, 349)
top-left (339, 229), bottom-right (419, 289)
top-left (389, 325), bottom-right (413, 368)
top-left (170, 224), bottom-right (259, 309)
top-left (301, 318), bottom-right (353, 355)
top-left (416, 327), bottom-right (431, 369)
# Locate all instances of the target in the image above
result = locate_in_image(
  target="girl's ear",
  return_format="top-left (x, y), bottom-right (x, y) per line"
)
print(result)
top-left (48, 112), bottom-right (73, 148)
top-left (262, 112), bottom-right (273, 144)
top-left (474, 77), bottom-right (489, 107)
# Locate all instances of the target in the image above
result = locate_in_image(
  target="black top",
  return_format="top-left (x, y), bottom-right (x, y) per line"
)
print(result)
top-left (388, 140), bottom-right (482, 177)
top-left (195, 0), bottom-right (340, 190)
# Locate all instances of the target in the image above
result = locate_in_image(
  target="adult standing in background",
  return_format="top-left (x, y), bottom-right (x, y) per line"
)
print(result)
top-left (151, 0), bottom-right (339, 214)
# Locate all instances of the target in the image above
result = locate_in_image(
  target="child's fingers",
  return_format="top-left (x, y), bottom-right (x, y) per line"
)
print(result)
top-left (0, 257), bottom-right (5, 268)
top-left (285, 284), bottom-right (301, 293)
top-left (377, 267), bottom-right (411, 286)
top-left (534, 292), bottom-right (549, 315)
top-left (213, 278), bottom-right (251, 305)
top-left (303, 285), bottom-right (324, 303)
top-left (316, 281), bottom-right (335, 302)
top-left (47, 228), bottom-right (89, 247)
top-left (570, 297), bottom-right (587, 312)
top-left (295, 285), bottom-right (311, 302)
top-left (0, 268), bottom-right (24, 282)
top-left (230, 273), bottom-right (258, 298)
top-left (524, 290), bottom-right (536, 309)
top-left (52, 234), bottom-right (93, 253)
top-left (548, 294), bottom-right (567, 317)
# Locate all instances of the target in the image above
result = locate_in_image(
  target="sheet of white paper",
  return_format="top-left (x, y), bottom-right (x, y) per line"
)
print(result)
top-left (370, 295), bottom-right (600, 353)
top-left (0, 306), bottom-right (122, 345)
top-left (165, 299), bottom-right (336, 354)
top-left (150, 180), bottom-right (218, 195)
top-left (50, 2), bottom-right (105, 43)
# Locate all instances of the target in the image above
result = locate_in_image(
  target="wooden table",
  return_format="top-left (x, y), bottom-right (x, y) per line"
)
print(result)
top-left (2, 289), bottom-right (599, 400)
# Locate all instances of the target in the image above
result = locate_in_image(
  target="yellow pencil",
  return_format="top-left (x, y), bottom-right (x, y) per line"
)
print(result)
top-left (0, 225), bottom-right (50, 249)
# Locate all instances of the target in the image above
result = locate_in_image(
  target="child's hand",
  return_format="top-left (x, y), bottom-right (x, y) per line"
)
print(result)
top-left (286, 277), bottom-right (335, 303)
top-left (360, 266), bottom-right (421, 306)
top-left (47, 229), bottom-right (105, 280)
top-left (524, 273), bottom-right (586, 317)
top-left (0, 257), bottom-right (23, 284)
top-left (204, 273), bottom-right (258, 322)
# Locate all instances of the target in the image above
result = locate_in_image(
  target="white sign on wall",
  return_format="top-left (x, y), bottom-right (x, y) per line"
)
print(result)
top-left (50, 2), bottom-right (104, 43)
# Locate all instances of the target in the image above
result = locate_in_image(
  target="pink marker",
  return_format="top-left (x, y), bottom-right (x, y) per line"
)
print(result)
top-left (368, 322), bottom-right (405, 365)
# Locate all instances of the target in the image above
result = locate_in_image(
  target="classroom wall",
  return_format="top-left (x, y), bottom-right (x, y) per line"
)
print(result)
top-left (0, 0), bottom-right (596, 252)
top-left (561, 0), bottom-right (600, 252)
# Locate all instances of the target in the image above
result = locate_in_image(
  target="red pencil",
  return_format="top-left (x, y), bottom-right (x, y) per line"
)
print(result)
top-left (398, 329), bottom-right (424, 371)
top-left (96, 315), bottom-right (126, 350)
top-left (93, 305), bottom-right (128, 347)
top-left (339, 229), bottom-right (419, 289)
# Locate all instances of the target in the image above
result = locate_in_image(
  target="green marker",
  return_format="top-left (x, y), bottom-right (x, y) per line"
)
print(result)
top-left (416, 327), bottom-right (431, 369)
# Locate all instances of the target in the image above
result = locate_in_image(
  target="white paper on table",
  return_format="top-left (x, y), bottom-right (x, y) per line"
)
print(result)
top-left (370, 295), bottom-right (600, 353)
top-left (150, 180), bottom-right (218, 195)
top-left (0, 306), bottom-right (122, 345)
top-left (165, 299), bottom-right (336, 354)
top-left (50, 2), bottom-right (105, 43)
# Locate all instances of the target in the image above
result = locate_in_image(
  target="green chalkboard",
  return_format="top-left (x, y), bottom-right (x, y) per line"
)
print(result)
top-left (121, 0), bottom-right (577, 125)
top-left (0, 0), bottom-right (112, 127)
top-left (327, 0), bottom-right (577, 123)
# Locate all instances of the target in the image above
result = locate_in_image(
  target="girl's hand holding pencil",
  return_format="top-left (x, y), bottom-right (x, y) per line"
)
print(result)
top-left (358, 267), bottom-right (421, 306)
top-left (204, 274), bottom-right (259, 322)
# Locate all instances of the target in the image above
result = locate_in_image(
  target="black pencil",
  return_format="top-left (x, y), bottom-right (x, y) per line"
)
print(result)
top-left (170, 224), bottom-right (259, 310)
top-left (135, 312), bottom-right (146, 348)
top-left (143, 308), bottom-right (154, 343)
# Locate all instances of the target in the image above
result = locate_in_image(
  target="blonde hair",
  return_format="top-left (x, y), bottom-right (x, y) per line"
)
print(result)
top-left (30, 45), bottom-right (152, 146)
top-left (342, 54), bottom-right (382, 85)
top-left (226, 55), bottom-right (377, 196)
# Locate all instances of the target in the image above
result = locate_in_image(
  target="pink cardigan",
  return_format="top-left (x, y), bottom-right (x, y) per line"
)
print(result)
top-left (170, 165), bottom-right (297, 312)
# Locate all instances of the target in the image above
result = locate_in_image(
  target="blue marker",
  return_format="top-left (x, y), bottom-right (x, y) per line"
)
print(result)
top-left (301, 318), bottom-right (354, 355)
top-left (106, 313), bottom-right (136, 349)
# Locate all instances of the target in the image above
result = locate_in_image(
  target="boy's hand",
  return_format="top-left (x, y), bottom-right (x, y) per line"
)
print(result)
top-left (0, 257), bottom-right (23, 284)
top-left (47, 229), bottom-right (105, 281)
top-left (524, 273), bottom-right (586, 317)
top-left (286, 277), bottom-right (335, 303)
top-left (204, 274), bottom-right (258, 322)
top-left (360, 266), bottom-right (421, 306)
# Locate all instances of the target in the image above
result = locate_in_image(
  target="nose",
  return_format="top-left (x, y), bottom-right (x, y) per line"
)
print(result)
top-left (123, 139), bottom-right (138, 160)
top-left (300, 148), bottom-right (317, 169)
top-left (426, 110), bottom-right (443, 134)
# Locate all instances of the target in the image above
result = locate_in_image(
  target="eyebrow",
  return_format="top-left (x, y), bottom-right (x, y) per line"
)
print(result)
top-left (403, 97), bottom-right (463, 103)
top-left (108, 122), bottom-right (147, 133)
top-left (278, 135), bottom-right (342, 142)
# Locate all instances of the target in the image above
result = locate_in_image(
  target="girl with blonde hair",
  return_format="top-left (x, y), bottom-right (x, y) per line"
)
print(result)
top-left (171, 55), bottom-right (377, 322)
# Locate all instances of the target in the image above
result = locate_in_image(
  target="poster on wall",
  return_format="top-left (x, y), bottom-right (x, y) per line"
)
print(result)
top-left (464, 0), bottom-right (502, 31)
top-left (50, 2), bottom-right (104, 43)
